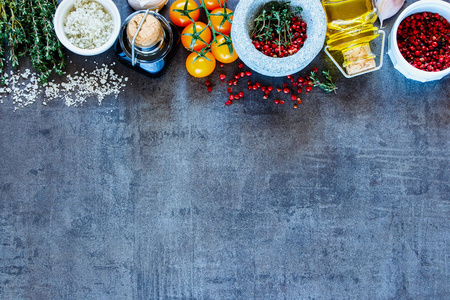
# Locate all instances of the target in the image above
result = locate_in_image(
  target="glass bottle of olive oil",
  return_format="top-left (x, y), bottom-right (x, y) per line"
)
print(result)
top-left (321, 0), bottom-right (379, 76)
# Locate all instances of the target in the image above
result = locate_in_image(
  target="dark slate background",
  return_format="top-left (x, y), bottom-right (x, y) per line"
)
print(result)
top-left (1, 0), bottom-right (449, 299)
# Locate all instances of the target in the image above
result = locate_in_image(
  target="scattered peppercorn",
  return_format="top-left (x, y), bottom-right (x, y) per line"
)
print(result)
top-left (251, 2), bottom-right (307, 58)
top-left (214, 64), bottom-right (336, 107)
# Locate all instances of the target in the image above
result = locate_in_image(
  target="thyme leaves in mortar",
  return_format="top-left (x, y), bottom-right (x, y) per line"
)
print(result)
top-left (250, 1), bottom-right (306, 58)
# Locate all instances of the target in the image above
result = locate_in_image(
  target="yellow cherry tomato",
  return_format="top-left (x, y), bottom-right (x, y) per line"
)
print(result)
top-left (169, 0), bottom-right (200, 27)
top-left (181, 22), bottom-right (212, 51)
top-left (211, 35), bottom-right (238, 63)
top-left (186, 51), bottom-right (216, 78)
top-left (210, 8), bottom-right (233, 35)
top-left (203, 0), bottom-right (227, 11)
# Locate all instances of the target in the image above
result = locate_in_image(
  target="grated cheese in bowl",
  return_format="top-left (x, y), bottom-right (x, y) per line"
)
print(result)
top-left (64, 0), bottom-right (114, 50)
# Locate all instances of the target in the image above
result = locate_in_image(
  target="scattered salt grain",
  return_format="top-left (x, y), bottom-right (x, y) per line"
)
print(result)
top-left (0, 63), bottom-right (127, 110)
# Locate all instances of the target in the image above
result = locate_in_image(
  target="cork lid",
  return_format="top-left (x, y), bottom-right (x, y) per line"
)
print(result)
top-left (126, 13), bottom-right (163, 48)
top-left (343, 44), bottom-right (376, 75)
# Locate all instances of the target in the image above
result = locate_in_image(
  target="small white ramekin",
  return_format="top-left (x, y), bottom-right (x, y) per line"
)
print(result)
top-left (388, 0), bottom-right (450, 82)
top-left (54, 0), bottom-right (121, 56)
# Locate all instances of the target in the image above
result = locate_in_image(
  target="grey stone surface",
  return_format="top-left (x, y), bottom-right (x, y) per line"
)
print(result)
top-left (0, 0), bottom-right (449, 299)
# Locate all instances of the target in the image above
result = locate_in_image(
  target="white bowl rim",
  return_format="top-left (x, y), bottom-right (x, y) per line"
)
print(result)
top-left (391, 0), bottom-right (450, 76)
top-left (54, 0), bottom-right (121, 56)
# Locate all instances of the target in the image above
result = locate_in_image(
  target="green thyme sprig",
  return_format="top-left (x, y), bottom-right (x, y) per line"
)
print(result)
top-left (0, 0), bottom-right (65, 84)
top-left (310, 70), bottom-right (338, 93)
top-left (26, 0), bottom-right (65, 82)
top-left (0, 0), bottom-right (6, 84)
top-left (4, 0), bottom-right (27, 68)
top-left (250, 1), bottom-right (302, 52)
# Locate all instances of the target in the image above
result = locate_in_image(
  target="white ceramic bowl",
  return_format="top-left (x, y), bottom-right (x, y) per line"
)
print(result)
top-left (231, 0), bottom-right (327, 77)
top-left (388, 0), bottom-right (450, 82)
top-left (54, 0), bottom-right (121, 56)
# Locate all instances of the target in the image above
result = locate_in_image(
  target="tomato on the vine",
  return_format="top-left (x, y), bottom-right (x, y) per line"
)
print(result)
top-left (203, 0), bottom-right (227, 11)
top-left (210, 8), bottom-right (233, 35)
top-left (181, 22), bottom-right (212, 51)
top-left (211, 35), bottom-right (238, 63)
top-left (169, 0), bottom-right (200, 27)
top-left (185, 51), bottom-right (216, 78)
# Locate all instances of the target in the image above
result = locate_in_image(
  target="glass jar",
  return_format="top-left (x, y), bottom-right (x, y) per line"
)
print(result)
top-left (114, 9), bottom-right (180, 78)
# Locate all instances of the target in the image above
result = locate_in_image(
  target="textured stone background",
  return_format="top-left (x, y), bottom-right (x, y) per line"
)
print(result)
top-left (0, 0), bottom-right (449, 299)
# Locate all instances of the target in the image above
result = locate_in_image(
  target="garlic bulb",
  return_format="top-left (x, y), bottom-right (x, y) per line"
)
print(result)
top-left (376, 0), bottom-right (405, 28)
top-left (128, 0), bottom-right (168, 11)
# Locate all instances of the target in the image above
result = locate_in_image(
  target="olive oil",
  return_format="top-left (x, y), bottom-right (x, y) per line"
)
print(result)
top-left (322, 0), bottom-right (379, 75)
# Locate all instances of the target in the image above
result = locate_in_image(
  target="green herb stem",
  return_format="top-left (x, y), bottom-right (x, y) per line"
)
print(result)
top-left (0, 0), bottom-right (65, 83)
top-left (310, 70), bottom-right (338, 94)
top-left (251, 1), bottom-right (302, 50)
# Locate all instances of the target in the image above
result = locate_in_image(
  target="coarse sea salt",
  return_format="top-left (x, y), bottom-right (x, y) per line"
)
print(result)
top-left (64, 0), bottom-right (113, 50)
top-left (0, 63), bottom-right (127, 110)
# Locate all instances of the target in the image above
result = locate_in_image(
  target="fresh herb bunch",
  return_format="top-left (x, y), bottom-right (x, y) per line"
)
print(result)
top-left (251, 1), bottom-right (303, 48)
top-left (0, 0), bottom-right (6, 82)
top-left (310, 70), bottom-right (337, 93)
top-left (0, 0), bottom-right (65, 84)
